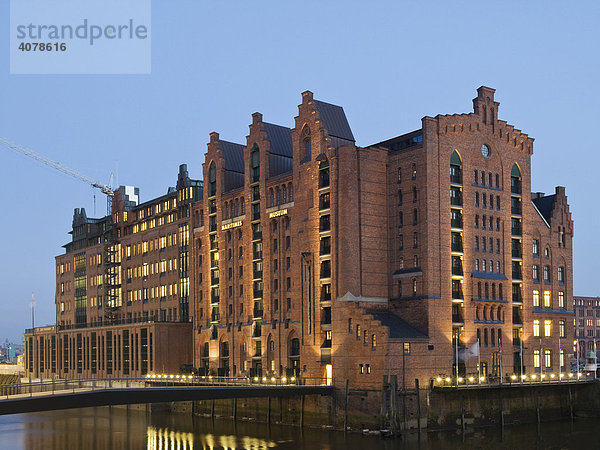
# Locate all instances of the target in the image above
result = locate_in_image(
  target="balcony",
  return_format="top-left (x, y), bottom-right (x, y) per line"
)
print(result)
top-left (319, 216), bottom-right (331, 232)
top-left (511, 246), bottom-right (522, 258)
top-left (450, 172), bottom-right (462, 185)
top-left (511, 225), bottom-right (522, 237)
top-left (511, 180), bottom-right (522, 195)
top-left (320, 241), bottom-right (331, 256)
top-left (252, 230), bottom-right (262, 240)
top-left (452, 289), bottom-right (464, 300)
top-left (321, 264), bottom-right (332, 279)
top-left (452, 314), bottom-right (464, 325)
top-left (211, 294), bottom-right (220, 304)
top-left (319, 194), bottom-right (330, 210)
top-left (451, 241), bottom-right (463, 253)
top-left (512, 269), bottom-right (522, 280)
top-left (252, 327), bottom-right (262, 338)
top-left (211, 275), bottom-right (220, 285)
top-left (450, 190), bottom-right (463, 206)
top-left (450, 211), bottom-right (463, 229)
top-left (513, 314), bottom-right (522, 325)
top-left (211, 311), bottom-right (220, 322)
top-left (512, 292), bottom-right (523, 303)
top-left (253, 305), bottom-right (263, 319)
top-left (253, 270), bottom-right (263, 280)
top-left (511, 203), bottom-right (522, 215)
top-left (210, 327), bottom-right (218, 340)
top-left (253, 251), bottom-right (263, 260)
top-left (253, 288), bottom-right (263, 299)
top-left (513, 337), bottom-right (522, 346)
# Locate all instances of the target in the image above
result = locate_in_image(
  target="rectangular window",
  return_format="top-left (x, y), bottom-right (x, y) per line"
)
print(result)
top-left (403, 342), bottom-right (410, 354)
top-left (543, 291), bottom-right (551, 308)
top-left (532, 239), bottom-right (539, 256)
top-left (533, 320), bottom-right (540, 337)
top-left (558, 291), bottom-right (564, 308)
top-left (544, 349), bottom-right (551, 368)
top-left (559, 320), bottom-right (565, 338)
top-left (544, 320), bottom-right (551, 337)
top-left (533, 265), bottom-right (539, 282)
top-left (558, 267), bottom-right (565, 283)
top-left (534, 350), bottom-right (540, 368)
top-left (533, 290), bottom-right (540, 307)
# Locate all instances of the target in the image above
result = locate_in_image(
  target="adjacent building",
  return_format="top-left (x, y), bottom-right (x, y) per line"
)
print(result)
top-left (25, 87), bottom-right (575, 387)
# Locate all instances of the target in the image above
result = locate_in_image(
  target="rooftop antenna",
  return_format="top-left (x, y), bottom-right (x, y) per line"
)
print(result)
top-left (30, 292), bottom-right (35, 330)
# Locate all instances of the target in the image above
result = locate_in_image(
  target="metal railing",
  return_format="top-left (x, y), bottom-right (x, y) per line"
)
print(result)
top-left (0, 375), bottom-right (328, 400)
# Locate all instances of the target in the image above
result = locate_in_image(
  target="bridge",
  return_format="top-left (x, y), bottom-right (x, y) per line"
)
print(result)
top-left (0, 376), bottom-right (332, 416)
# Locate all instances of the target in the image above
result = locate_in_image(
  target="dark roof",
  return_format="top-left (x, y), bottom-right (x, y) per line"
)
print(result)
top-left (532, 195), bottom-right (555, 222)
top-left (220, 140), bottom-right (245, 173)
top-left (314, 100), bottom-right (355, 142)
top-left (264, 122), bottom-right (293, 157)
top-left (371, 313), bottom-right (427, 340)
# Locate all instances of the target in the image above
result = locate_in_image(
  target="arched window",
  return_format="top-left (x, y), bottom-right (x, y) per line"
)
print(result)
top-left (208, 162), bottom-right (217, 197)
top-left (224, 201), bottom-right (229, 219)
top-left (301, 126), bottom-right (311, 161)
top-left (288, 183), bottom-right (293, 202)
top-left (276, 187), bottom-right (281, 205)
top-left (241, 198), bottom-right (245, 215)
top-left (282, 185), bottom-right (287, 203)
top-left (491, 328), bottom-right (495, 346)
top-left (450, 150), bottom-right (462, 184)
top-left (251, 146), bottom-right (260, 183)
top-left (484, 328), bottom-right (489, 347)
top-left (511, 164), bottom-right (521, 194)
top-left (290, 338), bottom-right (300, 356)
top-left (319, 159), bottom-right (330, 188)
top-left (269, 188), bottom-right (274, 207)
top-left (234, 199), bottom-right (239, 217)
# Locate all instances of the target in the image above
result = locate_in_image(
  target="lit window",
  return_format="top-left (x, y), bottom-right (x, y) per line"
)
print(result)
top-left (543, 291), bottom-right (551, 308)
top-left (534, 350), bottom-right (540, 368)
top-left (533, 320), bottom-right (540, 337)
top-left (532, 239), bottom-right (539, 256)
top-left (559, 320), bottom-right (565, 338)
top-left (403, 342), bottom-right (410, 354)
top-left (371, 334), bottom-right (376, 350)
top-left (560, 349), bottom-right (565, 368)
top-left (533, 290), bottom-right (540, 307)
top-left (544, 320), bottom-right (552, 337)
top-left (558, 291), bottom-right (564, 308)
top-left (544, 349), bottom-right (551, 368)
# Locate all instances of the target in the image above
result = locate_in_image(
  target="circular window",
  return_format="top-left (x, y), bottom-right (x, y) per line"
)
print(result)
top-left (481, 144), bottom-right (490, 158)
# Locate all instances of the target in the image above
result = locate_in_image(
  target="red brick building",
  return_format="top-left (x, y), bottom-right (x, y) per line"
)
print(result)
top-left (25, 87), bottom-right (574, 387)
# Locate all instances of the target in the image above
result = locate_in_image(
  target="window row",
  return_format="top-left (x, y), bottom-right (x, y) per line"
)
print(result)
top-left (532, 265), bottom-right (566, 283)
top-left (347, 319), bottom-right (377, 350)
top-left (473, 170), bottom-right (501, 189)
top-left (474, 236), bottom-right (501, 254)
top-left (474, 259), bottom-right (502, 273)
top-left (222, 197), bottom-right (247, 220)
top-left (533, 319), bottom-right (566, 338)
top-left (397, 163), bottom-right (418, 183)
top-left (474, 192), bottom-right (501, 210)
top-left (398, 210), bottom-right (419, 227)
top-left (475, 282), bottom-right (504, 300)
top-left (476, 327), bottom-right (502, 347)
top-left (267, 183), bottom-right (294, 208)
top-left (397, 186), bottom-right (418, 205)
top-left (474, 214), bottom-right (501, 231)
top-left (532, 290), bottom-right (565, 309)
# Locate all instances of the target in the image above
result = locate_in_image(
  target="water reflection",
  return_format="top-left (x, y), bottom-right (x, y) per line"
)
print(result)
top-left (1, 406), bottom-right (600, 449)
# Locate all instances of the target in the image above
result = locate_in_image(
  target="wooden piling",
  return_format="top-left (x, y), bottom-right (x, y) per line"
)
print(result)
top-left (568, 385), bottom-right (574, 421)
top-left (233, 398), bottom-right (237, 421)
top-left (344, 379), bottom-right (349, 432)
top-left (415, 379), bottom-right (421, 433)
top-left (300, 395), bottom-right (305, 428)
top-left (267, 397), bottom-right (272, 425)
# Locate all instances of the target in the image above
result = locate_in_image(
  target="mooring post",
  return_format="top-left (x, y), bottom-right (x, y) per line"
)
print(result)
top-left (415, 379), bottom-right (421, 433)
top-left (268, 397), bottom-right (272, 425)
top-left (211, 399), bottom-right (215, 422)
top-left (536, 390), bottom-right (541, 427)
top-left (279, 397), bottom-right (283, 423)
top-left (300, 395), bottom-right (305, 428)
top-left (568, 385), bottom-right (574, 421)
top-left (344, 379), bottom-right (350, 432)
top-left (460, 395), bottom-right (465, 433)
top-left (500, 393), bottom-right (505, 429)
top-left (233, 398), bottom-right (237, 422)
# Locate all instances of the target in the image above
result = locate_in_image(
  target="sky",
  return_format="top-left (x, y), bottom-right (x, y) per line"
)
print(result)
top-left (0, 1), bottom-right (598, 342)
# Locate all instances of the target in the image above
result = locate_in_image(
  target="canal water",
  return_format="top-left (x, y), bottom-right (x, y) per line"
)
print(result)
top-left (0, 406), bottom-right (598, 449)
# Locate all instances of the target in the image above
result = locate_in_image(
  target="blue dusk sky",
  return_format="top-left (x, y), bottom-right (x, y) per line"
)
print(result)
top-left (0, 1), bottom-right (598, 342)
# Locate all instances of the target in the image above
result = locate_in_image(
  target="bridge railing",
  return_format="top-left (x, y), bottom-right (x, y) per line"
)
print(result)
top-left (0, 375), bottom-right (327, 400)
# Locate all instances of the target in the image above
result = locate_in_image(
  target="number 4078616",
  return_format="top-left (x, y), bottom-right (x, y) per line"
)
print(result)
top-left (18, 42), bottom-right (66, 51)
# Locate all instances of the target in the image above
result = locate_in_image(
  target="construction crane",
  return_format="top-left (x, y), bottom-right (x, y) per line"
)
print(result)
top-left (1, 137), bottom-right (122, 323)
top-left (0, 137), bottom-right (115, 210)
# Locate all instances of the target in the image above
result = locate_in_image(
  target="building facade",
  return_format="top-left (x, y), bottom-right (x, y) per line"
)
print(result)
top-left (25, 87), bottom-right (575, 387)
top-left (573, 296), bottom-right (600, 360)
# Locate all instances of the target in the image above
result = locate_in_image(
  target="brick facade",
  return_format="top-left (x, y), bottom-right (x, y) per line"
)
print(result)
top-left (25, 87), bottom-right (575, 387)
